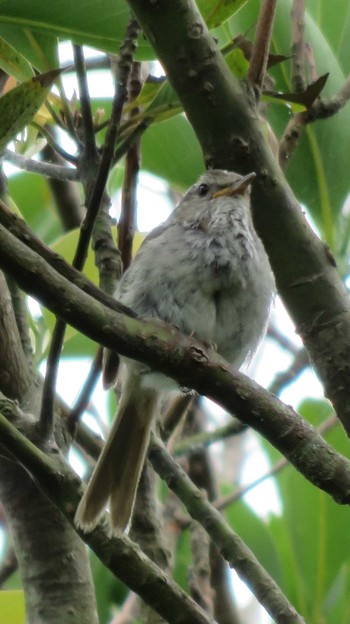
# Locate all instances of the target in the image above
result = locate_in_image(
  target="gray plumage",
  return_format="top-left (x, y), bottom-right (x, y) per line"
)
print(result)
top-left (75, 169), bottom-right (275, 534)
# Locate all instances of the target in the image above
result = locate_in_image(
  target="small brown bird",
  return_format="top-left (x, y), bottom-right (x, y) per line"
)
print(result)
top-left (75, 170), bottom-right (275, 534)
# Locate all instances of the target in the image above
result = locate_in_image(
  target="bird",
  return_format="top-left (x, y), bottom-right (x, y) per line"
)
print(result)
top-left (75, 169), bottom-right (275, 534)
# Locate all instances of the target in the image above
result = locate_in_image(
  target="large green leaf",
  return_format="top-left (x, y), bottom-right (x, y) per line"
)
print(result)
top-left (0, 36), bottom-right (33, 80)
top-left (256, 399), bottom-right (350, 622)
top-left (225, 498), bottom-right (284, 586)
top-left (0, 0), bottom-right (153, 60)
top-left (306, 0), bottom-right (350, 74)
top-left (141, 115), bottom-right (204, 190)
top-left (0, 26), bottom-right (58, 71)
top-left (197, 0), bottom-right (248, 29)
top-left (0, 69), bottom-right (62, 154)
top-left (8, 172), bottom-right (62, 244)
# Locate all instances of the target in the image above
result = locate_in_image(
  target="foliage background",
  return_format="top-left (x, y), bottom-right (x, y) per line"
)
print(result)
top-left (0, 1), bottom-right (350, 623)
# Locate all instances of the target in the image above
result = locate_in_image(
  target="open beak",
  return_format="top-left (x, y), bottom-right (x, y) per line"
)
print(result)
top-left (212, 172), bottom-right (256, 199)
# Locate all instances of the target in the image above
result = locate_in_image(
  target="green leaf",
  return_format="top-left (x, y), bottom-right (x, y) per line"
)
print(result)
top-left (8, 172), bottom-right (62, 244)
top-left (256, 397), bottom-right (350, 620)
top-left (225, 47), bottom-right (249, 79)
top-left (0, 590), bottom-right (25, 624)
top-left (143, 80), bottom-right (181, 122)
top-left (225, 499), bottom-right (284, 586)
top-left (142, 115), bottom-right (204, 189)
top-left (305, 0), bottom-right (350, 74)
top-left (0, 0), bottom-right (153, 60)
top-left (0, 36), bottom-right (33, 80)
top-left (0, 27), bottom-right (58, 72)
top-left (198, 0), bottom-right (248, 29)
top-left (0, 69), bottom-right (62, 154)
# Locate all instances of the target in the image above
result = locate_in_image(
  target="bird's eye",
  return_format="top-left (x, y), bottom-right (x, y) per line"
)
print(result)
top-left (198, 184), bottom-right (209, 197)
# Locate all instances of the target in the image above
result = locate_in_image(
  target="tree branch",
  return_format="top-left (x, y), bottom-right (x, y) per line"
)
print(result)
top-left (247, 0), bottom-right (277, 90)
top-left (4, 149), bottom-right (79, 181)
top-left (1, 223), bottom-right (350, 507)
top-left (290, 0), bottom-right (306, 93)
top-left (0, 400), bottom-right (216, 624)
top-left (0, 198), bottom-right (135, 318)
top-left (149, 435), bottom-right (305, 624)
top-left (124, 0), bottom-right (350, 439)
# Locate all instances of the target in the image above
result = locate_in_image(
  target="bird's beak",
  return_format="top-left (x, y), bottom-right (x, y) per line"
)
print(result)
top-left (212, 172), bottom-right (256, 199)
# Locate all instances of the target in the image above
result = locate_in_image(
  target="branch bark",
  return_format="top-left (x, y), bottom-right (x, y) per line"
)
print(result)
top-left (124, 0), bottom-right (350, 438)
top-left (1, 223), bottom-right (350, 509)
top-left (0, 275), bottom-right (98, 623)
top-left (0, 399), bottom-right (216, 624)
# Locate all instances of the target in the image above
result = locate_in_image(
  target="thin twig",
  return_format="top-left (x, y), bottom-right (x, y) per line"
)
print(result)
top-left (305, 42), bottom-right (317, 83)
top-left (31, 122), bottom-right (78, 165)
top-left (269, 348), bottom-right (309, 396)
top-left (214, 413), bottom-right (338, 511)
top-left (5, 276), bottom-right (34, 376)
top-left (149, 435), bottom-right (306, 624)
top-left (247, 0), bottom-right (277, 90)
top-left (68, 348), bottom-right (103, 433)
top-left (174, 420), bottom-right (246, 456)
top-left (4, 149), bottom-right (78, 181)
top-left (74, 18), bottom-right (140, 272)
top-left (291, 0), bottom-right (306, 93)
top-left (267, 323), bottom-right (300, 356)
top-left (113, 118), bottom-right (152, 164)
top-left (162, 394), bottom-right (194, 441)
top-left (41, 142), bottom-right (83, 230)
top-left (305, 74), bottom-right (350, 122)
top-left (118, 61), bottom-right (143, 270)
top-left (39, 20), bottom-right (140, 440)
top-left (73, 45), bottom-right (99, 159)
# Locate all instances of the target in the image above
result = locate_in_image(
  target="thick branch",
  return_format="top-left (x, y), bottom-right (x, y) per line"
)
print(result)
top-left (124, 0), bottom-right (350, 436)
top-left (1, 224), bottom-right (350, 507)
top-left (0, 401), bottom-right (215, 624)
top-left (0, 199), bottom-right (135, 318)
top-left (0, 271), bottom-right (31, 400)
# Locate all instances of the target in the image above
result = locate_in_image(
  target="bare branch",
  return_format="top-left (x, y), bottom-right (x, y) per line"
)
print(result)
top-left (0, 400), bottom-right (216, 624)
top-left (4, 149), bottom-right (79, 181)
top-left (1, 223), bottom-right (350, 506)
top-left (247, 0), bottom-right (277, 90)
top-left (0, 198), bottom-right (135, 318)
top-left (291, 0), bottom-right (306, 92)
top-left (149, 435), bottom-right (305, 624)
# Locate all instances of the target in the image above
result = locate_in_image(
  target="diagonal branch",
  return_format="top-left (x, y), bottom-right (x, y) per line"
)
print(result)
top-left (1, 223), bottom-right (350, 507)
top-left (124, 0), bottom-right (350, 439)
top-left (149, 434), bottom-right (305, 624)
top-left (0, 198), bottom-right (135, 318)
top-left (4, 149), bottom-right (79, 181)
top-left (247, 0), bottom-right (277, 90)
top-left (0, 399), bottom-right (216, 624)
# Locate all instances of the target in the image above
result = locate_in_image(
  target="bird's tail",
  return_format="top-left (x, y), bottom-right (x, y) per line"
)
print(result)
top-left (75, 379), bottom-right (157, 534)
